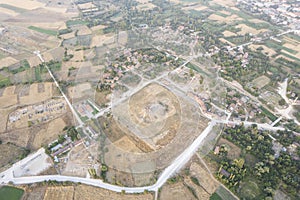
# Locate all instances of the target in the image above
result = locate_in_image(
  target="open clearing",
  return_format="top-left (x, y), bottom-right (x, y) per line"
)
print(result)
top-left (251, 75), bottom-right (270, 89)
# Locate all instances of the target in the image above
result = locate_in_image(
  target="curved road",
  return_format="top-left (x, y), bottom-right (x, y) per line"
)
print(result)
top-left (0, 121), bottom-right (215, 193)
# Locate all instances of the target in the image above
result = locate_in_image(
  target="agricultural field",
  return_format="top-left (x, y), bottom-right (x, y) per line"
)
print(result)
top-left (0, 186), bottom-right (24, 200)
top-left (28, 26), bottom-right (57, 36)
top-left (19, 82), bottom-right (55, 105)
top-left (22, 184), bottom-right (153, 200)
top-left (44, 186), bottom-right (74, 200)
top-left (250, 75), bottom-right (270, 90)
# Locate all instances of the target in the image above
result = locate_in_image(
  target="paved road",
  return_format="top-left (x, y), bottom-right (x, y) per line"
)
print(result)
top-left (1, 121), bottom-right (215, 193)
top-left (35, 52), bottom-right (84, 127)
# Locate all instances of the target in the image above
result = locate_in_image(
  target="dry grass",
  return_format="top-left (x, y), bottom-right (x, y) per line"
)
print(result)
top-left (0, 0), bottom-right (44, 10)
top-left (160, 182), bottom-right (195, 200)
top-left (60, 32), bottom-right (74, 40)
top-left (0, 109), bottom-right (11, 132)
top-left (63, 143), bottom-right (92, 177)
top-left (77, 25), bottom-right (92, 36)
top-left (77, 2), bottom-right (96, 10)
top-left (44, 186), bottom-right (74, 200)
top-left (249, 19), bottom-right (266, 23)
top-left (27, 56), bottom-right (42, 67)
top-left (114, 136), bottom-right (143, 153)
top-left (210, 0), bottom-right (236, 7)
top-left (74, 185), bottom-right (153, 200)
top-left (0, 143), bottom-right (24, 169)
top-left (275, 55), bottom-right (296, 63)
top-left (19, 82), bottom-right (54, 105)
top-left (251, 75), bottom-right (270, 89)
top-left (136, 3), bottom-right (156, 11)
top-left (32, 117), bottom-right (66, 148)
top-left (0, 86), bottom-right (18, 108)
top-left (219, 38), bottom-right (236, 46)
top-left (182, 5), bottom-right (208, 11)
top-left (217, 138), bottom-right (241, 160)
top-left (184, 177), bottom-right (210, 200)
top-left (223, 31), bottom-right (237, 37)
top-left (0, 7), bottom-right (18, 16)
top-left (236, 24), bottom-right (268, 35)
top-left (70, 50), bottom-right (85, 62)
top-left (249, 44), bottom-right (277, 56)
top-left (90, 25), bottom-right (106, 33)
top-left (0, 57), bottom-right (19, 69)
top-left (68, 83), bottom-right (92, 100)
top-left (90, 34), bottom-right (114, 47)
top-left (189, 162), bottom-right (219, 194)
top-left (208, 14), bottom-right (242, 23)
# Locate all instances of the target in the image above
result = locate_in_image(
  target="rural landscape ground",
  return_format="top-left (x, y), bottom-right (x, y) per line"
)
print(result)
top-left (0, 0), bottom-right (299, 200)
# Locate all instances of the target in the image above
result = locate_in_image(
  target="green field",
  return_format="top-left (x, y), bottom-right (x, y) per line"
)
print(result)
top-left (66, 20), bottom-right (89, 27)
top-left (0, 74), bottom-right (11, 88)
top-left (239, 179), bottom-right (262, 199)
top-left (0, 4), bottom-right (27, 13)
top-left (186, 62), bottom-right (211, 77)
top-left (210, 192), bottom-right (223, 200)
top-left (0, 186), bottom-right (24, 200)
top-left (216, 185), bottom-right (238, 200)
top-left (259, 106), bottom-right (277, 121)
top-left (28, 26), bottom-right (57, 36)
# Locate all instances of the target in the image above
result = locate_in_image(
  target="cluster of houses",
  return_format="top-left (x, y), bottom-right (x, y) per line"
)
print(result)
top-left (238, 0), bottom-right (300, 29)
